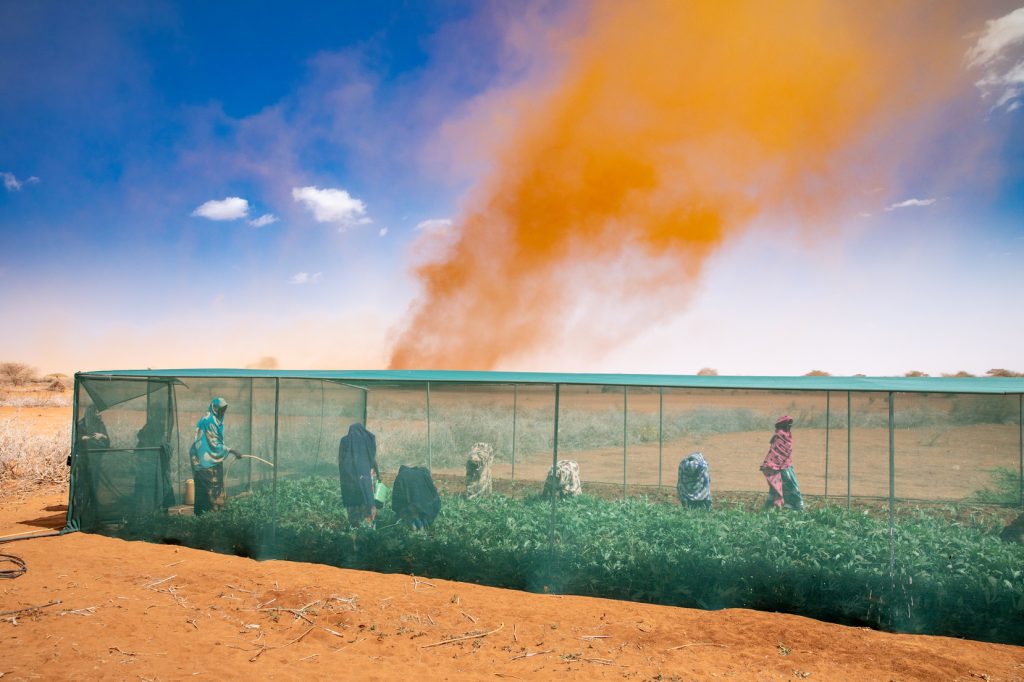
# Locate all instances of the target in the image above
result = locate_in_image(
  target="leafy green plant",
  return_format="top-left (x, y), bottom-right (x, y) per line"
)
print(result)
top-left (111, 477), bottom-right (1024, 645)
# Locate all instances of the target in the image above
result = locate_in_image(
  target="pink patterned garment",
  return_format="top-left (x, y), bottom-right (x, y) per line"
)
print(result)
top-left (760, 428), bottom-right (793, 470)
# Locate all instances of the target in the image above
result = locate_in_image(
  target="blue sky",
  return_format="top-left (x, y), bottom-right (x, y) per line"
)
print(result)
top-left (1, 1), bottom-right (1023, 376)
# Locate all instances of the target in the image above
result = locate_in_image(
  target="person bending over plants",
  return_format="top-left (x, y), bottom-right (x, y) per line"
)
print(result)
top-left (677, 451), bottom-right (712, 509)
top-left (760, 415), bottom-right (804, 511)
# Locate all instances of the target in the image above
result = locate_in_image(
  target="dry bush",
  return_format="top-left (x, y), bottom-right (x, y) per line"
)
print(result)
top-left (942, 371), bottom-right (976, 378)
top-left (0, 391), bottom-right (71, 408)
top-left (904, 370), bottom-right (929, 377)
top-left (804, 370), bottom-right (831, 376)
top-left (0, 362), bottom-right (38, 386)
top-left (0, 418), bottom-right (70, 490)
top-left (986, 368), bottom-right (1023, 378)
top-left (696, 367), bottom-right (718, 376)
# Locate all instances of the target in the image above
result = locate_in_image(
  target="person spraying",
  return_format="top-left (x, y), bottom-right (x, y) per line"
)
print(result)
top-left (190, 397), bottom-right (242, 515)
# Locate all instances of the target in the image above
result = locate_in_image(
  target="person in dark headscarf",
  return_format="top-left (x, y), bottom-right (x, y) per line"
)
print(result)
top-left (338, 422), bottom-right (379, 527)
top-left (760, 415), bottom-right (804, 511)
top-left (392, 464), bottom-right (441, 530)
top-left (136, 413), bottom-right (176, 510)
top-left (677, 451), bottom-right (712, 510)
top-left (190, 397), bottom-right (240, 515)
top-left (69, 404), bottom-right (110, 529)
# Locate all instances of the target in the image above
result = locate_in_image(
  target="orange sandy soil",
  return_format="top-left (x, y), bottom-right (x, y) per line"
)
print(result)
top-left (0, 492), bottom-right (1022, 682)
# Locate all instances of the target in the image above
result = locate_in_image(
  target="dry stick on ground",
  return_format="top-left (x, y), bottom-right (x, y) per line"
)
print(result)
top-left (143, 575), bottom-right (176, 589)
top-left (249, 627), bottom-right (316, 662)
top-left (583, 658), bottom-right (625, 666)
top-left (421, 623), bottom-right (505, 649)
top-left (163, 559), bottom-right (186, 568)
top-left (513, 623), bottom-right (518, 643)
top-left (580, 635), bottom-right (611, 640)
top-left (666, 643), bottom-right (728, 651)
top-left (462, 611), bottom-right (478, 624)
top-left (412, 577), bottom-right (436, 590)
top-left (0, 600), bottom-right (62, 618)
top-left (511, 649), bottom-right (553, 661)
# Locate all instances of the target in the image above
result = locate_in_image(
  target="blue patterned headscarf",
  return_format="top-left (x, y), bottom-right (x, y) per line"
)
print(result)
top-left (677, 452), bottom-right (711, 502)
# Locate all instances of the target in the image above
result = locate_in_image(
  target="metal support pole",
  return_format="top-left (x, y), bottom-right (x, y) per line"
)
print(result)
top-left (426, 382), bottom-right (432, 470)
top-left (362, 388), bottom-right (368, 427)
top-left (272, 378), bottom-right (280, 548)
top-left (658, 387), bottom-right (664, 489)
top-left (825, 391), bottom-right (830, 500)
top-left (1019, 394), bottom-right (1023, 509)
top-left (247, 378), bottom-right (254, 492)
top-left (623, 386), bottom-right (628, 499)
top-left (511, 385), bottom-right (518, 482)
top-left (553, 384), bottom-right (561, 466)
top-left (888, 392), bottom-right (895, 520)
top-left (847, 391), bottom-right (852, 511)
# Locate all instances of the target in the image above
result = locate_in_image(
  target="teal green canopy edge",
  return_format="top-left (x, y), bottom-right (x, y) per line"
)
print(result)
top-left (76, 369), bottom-right (1024, 395)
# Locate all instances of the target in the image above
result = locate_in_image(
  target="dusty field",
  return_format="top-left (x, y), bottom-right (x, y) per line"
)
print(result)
top-left (2, 492), bottom-right (1024, 682)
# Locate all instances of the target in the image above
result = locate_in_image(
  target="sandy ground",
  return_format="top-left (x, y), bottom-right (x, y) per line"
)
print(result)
top-left (1, 491), bottom-right (1023, 682)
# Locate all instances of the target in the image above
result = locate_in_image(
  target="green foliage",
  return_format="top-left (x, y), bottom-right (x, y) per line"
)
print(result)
top-left (971, 468), bottom-right (1023, 506)
top-left (114, 478), bottom-right (1024, 645)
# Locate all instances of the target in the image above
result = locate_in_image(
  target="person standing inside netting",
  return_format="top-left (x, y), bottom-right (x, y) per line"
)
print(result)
top-left (338, 422), bottom-right (380, 527)
top-left (190, 397), bottom-right (240, 515)
top-left (760, 415), bottom-right (804, 511)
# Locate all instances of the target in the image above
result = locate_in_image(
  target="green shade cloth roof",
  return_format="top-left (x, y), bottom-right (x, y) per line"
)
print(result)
top-left (76, 369), bottom-right (1024, 394)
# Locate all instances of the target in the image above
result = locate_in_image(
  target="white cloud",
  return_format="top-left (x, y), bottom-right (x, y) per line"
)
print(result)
top-left (291, 186), bottom-right (369, 229)
top-left (2, 172), bottom-right (39, 191)
top-left (289, 272), bottom-right (323, 285)
top-left (967, 7), bottom-right (1024, 112)
top-left (378, 227), bottom-right (389, 237)
top-left (249, 213), bottom-right (279, 228)
top-left (885, 198), bottom-right (936, 211)
top-left (192, 196), bottom-right (250, 221)
top-left (415, 218), bottom-right (453, 234)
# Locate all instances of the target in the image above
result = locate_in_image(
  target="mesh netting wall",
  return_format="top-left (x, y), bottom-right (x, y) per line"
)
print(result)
top-left (66, 375), bottom-right (1024, 644)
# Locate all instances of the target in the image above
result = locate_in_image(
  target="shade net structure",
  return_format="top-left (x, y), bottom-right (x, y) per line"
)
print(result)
top-left (65, 370), bottom-right (1024, 644)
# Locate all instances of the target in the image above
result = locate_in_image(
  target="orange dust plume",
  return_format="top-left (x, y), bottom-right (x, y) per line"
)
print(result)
top-left (390, 0), bottom-right (972, 370)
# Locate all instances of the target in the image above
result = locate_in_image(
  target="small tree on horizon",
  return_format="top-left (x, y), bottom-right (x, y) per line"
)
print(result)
top-left (986, 368), bottom-right (1023, 378)
top-left (904, 370), bottom-right (929, 377)
top-left (0, 362), bottom-right (38, 386)
top-left (805, 370), bottom-right (831, 376)
top-left (941, 371), bottom-right (976, 378)
top-left (696, 367), bottom-right (718, 376)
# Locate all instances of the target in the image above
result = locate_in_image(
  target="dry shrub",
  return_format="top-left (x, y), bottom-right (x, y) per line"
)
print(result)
top-left (0, 418), bottom-right (70, 491)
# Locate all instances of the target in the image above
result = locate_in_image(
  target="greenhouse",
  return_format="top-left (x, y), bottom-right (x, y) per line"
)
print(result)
top-left (64, 369), bottom-right (1024, 644)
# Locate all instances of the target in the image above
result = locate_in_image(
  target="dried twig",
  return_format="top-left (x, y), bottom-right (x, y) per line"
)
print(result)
top-left (580, 635), bottom-right (610, 640)
top-left (412, 577), bottom-right (436, 590)
top-left (0, 600), bottom-right (61, 618)
top-left (163, 559), bottom-right (185, 568)
top-left (108, 646), bottom-right (167, 657)
top-left (60, 607), bottom-right (97, 616)
top-left (512, 623), bottom-right (518, 643)
top-left (462, 611), bottom-right (477, 624)
top-left (421, 623), bottom-right (504, 649)
top-left (511, 649), bottom-right (553, 661)
top-left (143, 573), bottom-right (175, 589)
top-left (583, 658), bottom-right (624, 666)
top-left (249, 627), bottom-right (315, 662)
top-left (666, 642), bottom-right (728, 651)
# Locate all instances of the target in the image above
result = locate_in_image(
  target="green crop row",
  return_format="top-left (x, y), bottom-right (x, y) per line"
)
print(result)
top-left (111, 477), bottom-right (1024, 645)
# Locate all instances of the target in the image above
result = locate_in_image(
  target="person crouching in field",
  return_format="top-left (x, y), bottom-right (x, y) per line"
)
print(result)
top-left (339, 422), bottom-right (380, 527)
top-left (465, 442), bottom-right (494, 499)
top-left (760, 415), bottom-right (804, 511)
top-left (677, 452), bottom-right (712, 509)
top-left (190, 397), bottom-right (241, 515)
